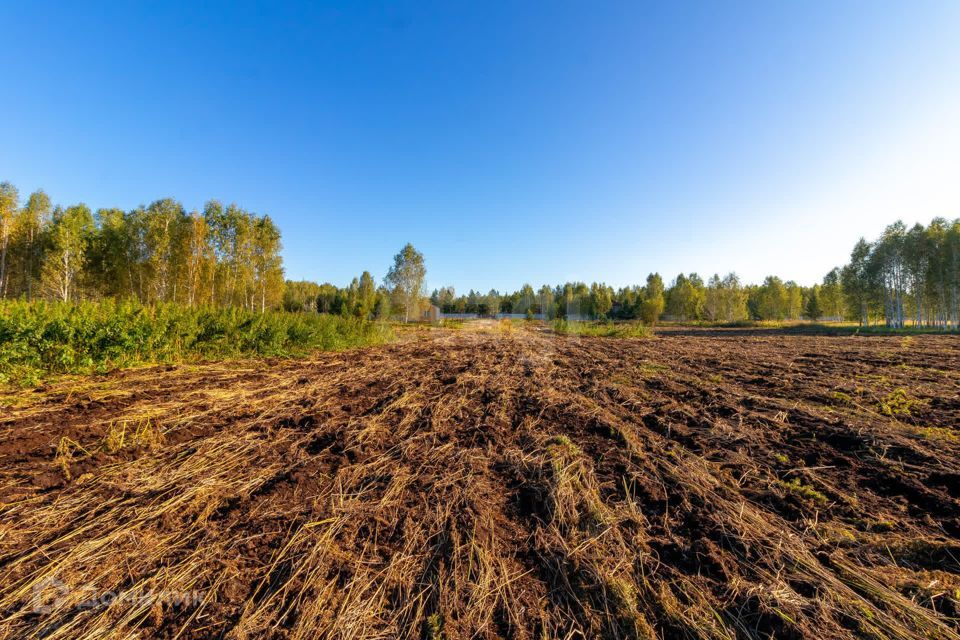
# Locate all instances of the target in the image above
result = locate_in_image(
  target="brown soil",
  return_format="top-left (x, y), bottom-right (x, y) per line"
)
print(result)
top-left (1, 327), bottom-right (959, 639)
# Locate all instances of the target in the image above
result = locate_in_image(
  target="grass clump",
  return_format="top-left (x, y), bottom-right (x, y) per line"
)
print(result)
top-left (777, 478), bottom-right (828, 505)
top-left (56, 419), bottom-right (167, 480)
top-left (831, 390), bottom-right (854, 405)
top-left (915, 426), bottom-right (957, 442)
top-left (54, 437), bottom-right (92, 480)
top-left (544, 435), bottom-right (608, 529)
top-left (103, 419), bottom-right (165, 454)
top-left (878, 388), bottom-right (924, 417)
top-left (0, 299), bottom-right (393, 385)
top-left (425, 613), bottom-right (443, 640)
top-left (439, 318), bottom-right (463, 330)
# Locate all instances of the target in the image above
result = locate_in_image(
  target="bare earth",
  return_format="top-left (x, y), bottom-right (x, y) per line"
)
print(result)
top-left (1, 327), bottom-right (959, 639)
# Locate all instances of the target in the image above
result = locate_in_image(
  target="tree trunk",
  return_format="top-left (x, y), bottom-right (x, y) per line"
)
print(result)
top-left (62, 251), bottom-right (71, 302)
top-left (0, 233), bottom-right (8, 298)
top-left (25, 227), bottom-right (34, 299)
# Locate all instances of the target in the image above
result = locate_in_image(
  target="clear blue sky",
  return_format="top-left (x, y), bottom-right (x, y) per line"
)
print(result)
top-left (3, 1), bottom-right (960, 293)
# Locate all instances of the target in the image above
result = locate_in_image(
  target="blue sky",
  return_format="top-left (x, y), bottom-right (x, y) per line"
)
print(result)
top-left (3, 1), bottom-right (960, 293)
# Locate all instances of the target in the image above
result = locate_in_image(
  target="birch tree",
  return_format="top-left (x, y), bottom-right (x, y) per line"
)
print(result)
top-left (41, 204), bottom-right (94, 301)
top-left (0, 182), bottom-right (19, 297)
top-left (385, 243), bottom-right (426, 322)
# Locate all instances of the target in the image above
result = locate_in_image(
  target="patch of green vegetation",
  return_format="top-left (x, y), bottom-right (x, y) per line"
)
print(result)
top-left (853, 518), bottom-right (895, 533)
top-left (691, 319), bottom-right (764, 328)
top-left (773, 453), bottom-right (791, 465)
top-left (777, 478), bottom-right (828, 505)
top-left (916, 426), bottom-right (957, 442)
top-left (831, 390), bottom-right (854, 405)
top-left (552, 319), bottom-right (650, 338)
top-left (897, 362), bottom-right (951, 377)
top-left (818, 523), bottom-right (857, 545)
top-left (0, 299), bottom-right (393, 386)
top-left (0, 392), bottom-right (35, 409)
top-left (545, 434), bottom-right (582, 459)
top-left (425, 613), bottom-right (443, 640)
top-left (637, 361), bottom-right (668, 378)
top-left (877, 388), bottom-right (924, 417)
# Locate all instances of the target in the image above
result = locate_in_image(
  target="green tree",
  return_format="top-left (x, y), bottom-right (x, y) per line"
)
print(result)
top-left (133, 198), bottom-right (186, 303)
top-left (373, 288), bottom-right (392, 319)
top-left (703, 273), bottom-right (748, 322)
top-left (903, 222), bottom-right (931, 327)
top-left (283, 280), bottom-right (322, 312)
top-left (785, 281), bottom-right (804, 320)
top-left (432, 286), bottom-right (456, 312)
top-left (841, 238), bottom-right (875, 326)
top-left (87, 208), bottom-right (126, 298)
top-left (182, 210), bottom-right (215, 306)
top-left (515, 284), bottom-right (536, 315)
top-left (537, 284), bottom-right (555, 319)
top-left (0, 182), bottom-right (19, 297)
top-left (252, 215), bottom-right (284, 312)
top-left (12, 189), bottom-right (52, 298)
top-left (640, 273), bottom-right (665, 325)
top-left (870, 221), bottom-right (908, 328)
top-left (590, 282), bottom-right (613, 319)
top-left (355, 271), bottom-right (377, 319)
top-left (483, 289), bottom-right (501, 317)
top-left (666, 273), bottom-right (704, 321)
top-left (315, 283), bottom-right (340, 313)
top-left (820, 268), bottom-right (845, 321)
top-left (804, 285), bottom-right (823, 321)
top-left (41, 204), bottom-right (94, 301)
top-left (753, 276), bottom-right (789, 320)
top-left (385, 243), bottom-right (426, 321)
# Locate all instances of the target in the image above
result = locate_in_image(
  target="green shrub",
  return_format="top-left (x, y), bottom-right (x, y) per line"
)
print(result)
top-left (0, 300), bottom-right (393, 385)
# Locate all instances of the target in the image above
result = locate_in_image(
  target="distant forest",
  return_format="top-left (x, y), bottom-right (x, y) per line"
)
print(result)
top-left (2, 181), bottom-right (958, 328)
top-left (283, 219), bottom-right (960, 329)
top-left (0, 181), bottom-right (283, 311)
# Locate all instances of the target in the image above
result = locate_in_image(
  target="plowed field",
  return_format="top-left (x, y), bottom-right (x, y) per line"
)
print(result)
top-left (2, 327), bottom-right (959, 639)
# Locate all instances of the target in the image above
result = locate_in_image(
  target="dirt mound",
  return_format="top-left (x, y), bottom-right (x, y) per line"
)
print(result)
top-left (1, 329), bottom-right (959, 639)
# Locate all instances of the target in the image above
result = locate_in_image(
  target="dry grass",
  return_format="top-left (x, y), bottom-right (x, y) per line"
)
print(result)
top-left (0, 329), bottom-right (958, 639)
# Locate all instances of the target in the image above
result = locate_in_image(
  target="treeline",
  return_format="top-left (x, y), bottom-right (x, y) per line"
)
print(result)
top-left (838, 219), bottom-right (960, 328)
top-left (282, 276), bottom-right (392, 318)
top-left (425, 218), bottom-right (960, 328)
top-left (0, 181), bottom-right (284, 311)
top-left (4, 179), bottom-right (956, 329)
top-left (280, 244), bottom-right (429, 322)
top-left (427, 273), bottom-right (830, 323)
